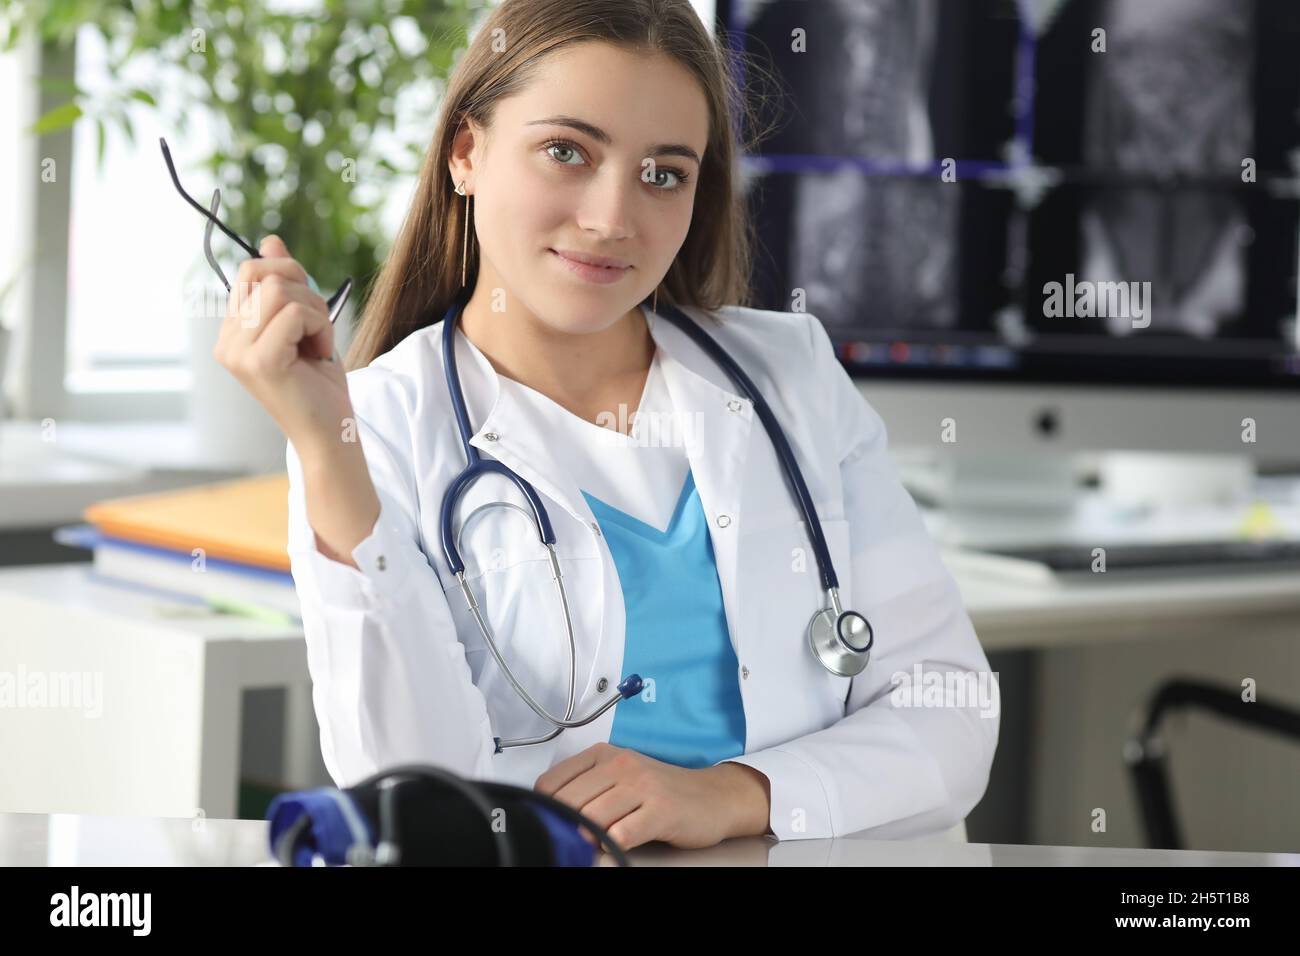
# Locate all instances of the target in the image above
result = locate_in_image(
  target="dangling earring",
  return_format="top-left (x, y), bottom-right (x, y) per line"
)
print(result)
top-left (455, 179), bottom-right (471, 288)
top-left (652, 286), bottom-right (658, 312)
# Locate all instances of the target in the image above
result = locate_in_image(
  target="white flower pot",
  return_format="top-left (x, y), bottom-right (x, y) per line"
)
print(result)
top-left (187, 299), bottom-right (289, 475)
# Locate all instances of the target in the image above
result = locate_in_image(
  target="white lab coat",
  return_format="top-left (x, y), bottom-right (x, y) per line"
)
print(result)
top-left (285, 302), bottom-right (999, 841)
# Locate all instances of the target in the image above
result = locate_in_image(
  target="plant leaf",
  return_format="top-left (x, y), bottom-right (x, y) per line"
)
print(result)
top-left (36, 77), bottom-right (87, 97)
top-left (113, 109), bottom-right (136, 147)
top-left (29, 100), bottom-right (82, 135)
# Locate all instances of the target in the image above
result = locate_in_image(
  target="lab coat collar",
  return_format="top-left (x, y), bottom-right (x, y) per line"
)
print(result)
top-left (448, 303), bottom-right (758, 541)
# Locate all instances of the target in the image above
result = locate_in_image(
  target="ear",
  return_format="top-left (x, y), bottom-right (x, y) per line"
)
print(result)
top-left (447, 117), bottom-right (481, 194)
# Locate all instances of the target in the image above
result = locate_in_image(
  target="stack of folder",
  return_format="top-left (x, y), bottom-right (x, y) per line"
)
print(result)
top-left (57, 474), bottom-right (301, 624)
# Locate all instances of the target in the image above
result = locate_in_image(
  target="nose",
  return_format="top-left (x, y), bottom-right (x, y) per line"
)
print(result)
top-left (576, 166), bottom-right (636, 241)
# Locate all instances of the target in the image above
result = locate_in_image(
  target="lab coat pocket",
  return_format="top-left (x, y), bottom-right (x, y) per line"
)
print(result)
top-left (734, 513), bottom-right (854, 746)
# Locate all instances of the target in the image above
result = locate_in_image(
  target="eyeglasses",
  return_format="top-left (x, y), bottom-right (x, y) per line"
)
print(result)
top-left (159, 136), bottom-right (353, 327)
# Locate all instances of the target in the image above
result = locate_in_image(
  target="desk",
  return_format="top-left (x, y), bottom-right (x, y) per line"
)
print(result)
top-left (0, 564), bottom-right (311, 820)
top-left (4, 557), bottom-right (1300, 825)
top-left (958, 565), bottom-right (1300, 652)
top-left (1, 811), bottom-right (1296, 867)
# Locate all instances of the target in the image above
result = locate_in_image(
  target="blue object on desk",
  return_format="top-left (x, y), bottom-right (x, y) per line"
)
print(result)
top-left (54, 525), bottom-right (295, 586)
top-left (266, 771), bottom-right (601, 866)
top-left (53, 524), bottom-right (302, 625)
top-left (267, 788), bottom-right (375, 867)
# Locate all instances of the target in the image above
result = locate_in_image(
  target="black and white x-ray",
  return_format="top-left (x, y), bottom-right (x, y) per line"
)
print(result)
top-left (731, 0), bottom-right (1017, 334)
top-left (1032, 0), bottom-right (1300, 343)
top-left (726, 0), bottom-right (1300, 383)
top-left (1081, 0), bottom-right (1251, 338)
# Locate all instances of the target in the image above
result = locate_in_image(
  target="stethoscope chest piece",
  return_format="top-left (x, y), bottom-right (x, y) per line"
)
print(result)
top-left (807, 590), bottom-right (874, 678)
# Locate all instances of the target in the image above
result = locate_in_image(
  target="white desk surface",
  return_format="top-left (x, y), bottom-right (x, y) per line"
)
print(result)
top-left (2, 810), bottom-right (1295, 867)
top-left (3, 545), bottom-right (1300, 658)
top-left (0, 562), bottom-right (301, 645)
top-left (7, 559), bottom-right (1298, 824)
top-left (955, 564), bottom-right (1300, 651)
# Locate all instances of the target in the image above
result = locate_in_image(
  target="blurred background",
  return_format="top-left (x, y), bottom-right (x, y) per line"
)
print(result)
top-left (0, 0), bottom-right (1298, 856)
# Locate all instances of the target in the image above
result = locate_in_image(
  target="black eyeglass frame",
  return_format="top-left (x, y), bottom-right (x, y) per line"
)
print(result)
top-left (159, 136), bottom-right (353, 328)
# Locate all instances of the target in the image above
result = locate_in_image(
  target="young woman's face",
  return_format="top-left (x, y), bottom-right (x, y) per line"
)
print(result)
top-left (450, 42), bottom-right (710, 335)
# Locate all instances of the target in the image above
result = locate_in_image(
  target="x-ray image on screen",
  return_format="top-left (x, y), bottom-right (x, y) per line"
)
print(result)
top-left (783, 0), bottom-right (957, 328)
top-left (719, 0), bottom-right (1300, 386)
top-left (791, 174), bottom-right (959, 330)
top-left (740, 0), bottom-right (942, 160)
top-left (1078, 0), bottom-right (1254, 339)
top-left (748, 0), bottom-right (959, 330)
top-left (730, 0), bottom-right (1017, 332)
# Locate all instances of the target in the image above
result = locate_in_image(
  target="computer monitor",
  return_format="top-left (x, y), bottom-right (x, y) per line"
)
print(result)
top-left (717, 0), bottom-right (1300, 537)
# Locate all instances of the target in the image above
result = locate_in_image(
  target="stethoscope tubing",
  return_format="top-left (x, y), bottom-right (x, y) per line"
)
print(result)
top-left (438, 292), bottom-right (838, 588)
top-left (436, 292), bottom-right (863, 747)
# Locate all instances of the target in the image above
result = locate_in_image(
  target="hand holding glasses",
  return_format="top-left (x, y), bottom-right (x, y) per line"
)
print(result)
top-left (159, 136), bottom-right (354, 359)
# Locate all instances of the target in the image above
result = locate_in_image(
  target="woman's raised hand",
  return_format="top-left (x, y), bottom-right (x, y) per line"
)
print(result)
top-left (213, 235), bottom-right (353, 459)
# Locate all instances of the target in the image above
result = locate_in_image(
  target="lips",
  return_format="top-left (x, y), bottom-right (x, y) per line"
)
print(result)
top-left (550, 248), bottom-right (631, 269)
top-left (549, 248), bottom-right (632, 285)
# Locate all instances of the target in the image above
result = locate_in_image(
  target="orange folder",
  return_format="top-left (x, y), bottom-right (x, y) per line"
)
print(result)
top-left (83, 474), bottom-right (292, 572)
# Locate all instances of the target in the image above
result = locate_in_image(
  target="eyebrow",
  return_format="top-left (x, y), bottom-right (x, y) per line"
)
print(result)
top-left (525, 115), bottom-right (702, 165)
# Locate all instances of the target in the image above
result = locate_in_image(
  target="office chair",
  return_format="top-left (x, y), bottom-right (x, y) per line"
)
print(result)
top-left (1125, 678), bottom-right (1300, 849)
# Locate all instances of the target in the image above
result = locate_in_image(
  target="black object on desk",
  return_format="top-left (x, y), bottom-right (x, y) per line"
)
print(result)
top-left (985, 539), bottom-right (1300, 576)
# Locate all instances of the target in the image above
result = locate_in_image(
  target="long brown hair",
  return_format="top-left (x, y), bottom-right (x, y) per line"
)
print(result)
top-left (345, 0), bottom-right (776, 369)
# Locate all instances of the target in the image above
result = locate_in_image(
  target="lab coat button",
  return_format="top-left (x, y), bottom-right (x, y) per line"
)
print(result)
top-left (741, 665), bottom-right (750, 679)
top-left (590, 522), bottom-right (602, 536)
top-left (597, 677), bottom-right (609, 693)
top-left (376, 555), bottom-right (386, 571)
top-left (716, 514), bottom-right (731, 528)
top-left (484, 431), bottom-right (499, 442)
top-left (727, 399), bottom-right (743, 413)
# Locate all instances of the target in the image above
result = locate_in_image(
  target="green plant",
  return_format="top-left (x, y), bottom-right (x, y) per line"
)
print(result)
top-left (1, 0), bottom-right (484, 302)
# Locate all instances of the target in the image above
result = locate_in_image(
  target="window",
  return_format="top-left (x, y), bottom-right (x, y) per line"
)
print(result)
top-left (0, 41), bottom-right (24, 417)
top-left (65, 25), bottom-right (216, 399)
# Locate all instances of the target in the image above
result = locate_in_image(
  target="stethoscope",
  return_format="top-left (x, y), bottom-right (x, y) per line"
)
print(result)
top-left (439, 290), bottom-right (874, 752)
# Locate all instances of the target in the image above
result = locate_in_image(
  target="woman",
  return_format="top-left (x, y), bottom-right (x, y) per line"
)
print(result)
top-left (216, 0), bottom-right (998, 850)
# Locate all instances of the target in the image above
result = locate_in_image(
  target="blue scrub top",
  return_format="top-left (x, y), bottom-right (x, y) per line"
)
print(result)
top-left (582, 469), bottom-right (746, 769)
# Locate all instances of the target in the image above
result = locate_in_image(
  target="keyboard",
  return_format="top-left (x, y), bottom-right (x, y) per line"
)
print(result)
top-left (983, 539), bottom-right (1300, 576)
